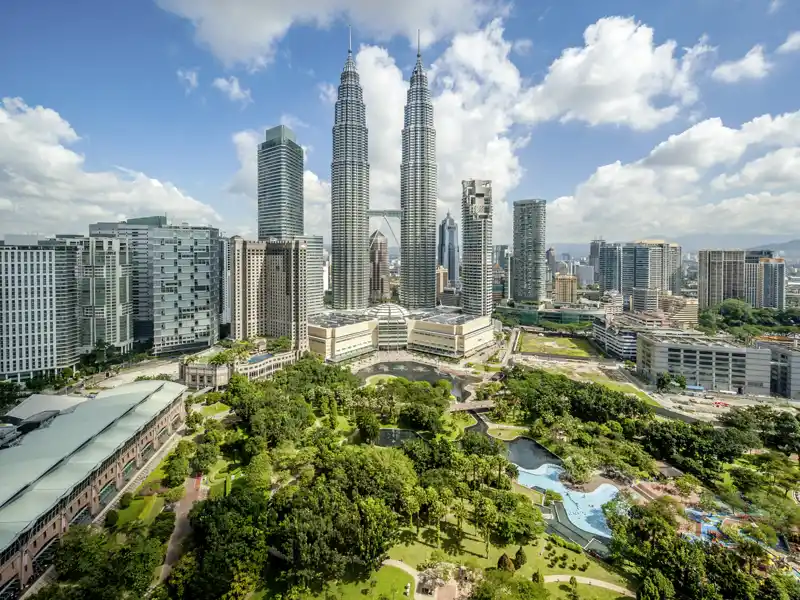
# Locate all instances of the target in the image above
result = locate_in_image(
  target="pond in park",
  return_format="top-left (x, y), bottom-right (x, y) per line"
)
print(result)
top-left (356, 361), bottom-right (475, 401)
top-left (364, 362), bottom-right (617, 538)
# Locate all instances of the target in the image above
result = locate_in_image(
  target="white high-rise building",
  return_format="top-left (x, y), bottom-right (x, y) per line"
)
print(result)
top-left (331, 42), bottom-right (370, 310)
top-left (0, 237), bottom-right (81, 382)
top-left (151, 225), bottom-right (220, 355)
top-left (296, 235), bottom-right (324, 316)
top-left (90, 215), bottom-right (168, 341)
top-left (461, 180), bottom-right (493, 317)
top-left (400, 47), bottom-right (437, 309)
top-left (57, 236), bottom-right (133, 354)
top-left (229, 237), bottom-right (308, 351)
top-left (512, 199), bottom-right (546, 302)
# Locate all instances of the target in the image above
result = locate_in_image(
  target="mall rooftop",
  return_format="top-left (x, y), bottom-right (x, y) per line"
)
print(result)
top-left (0, 380), bottom-right (186, 552)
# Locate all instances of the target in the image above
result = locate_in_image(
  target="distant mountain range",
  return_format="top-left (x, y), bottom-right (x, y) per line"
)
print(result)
top-left (748, 239), bottom-right (800, 255)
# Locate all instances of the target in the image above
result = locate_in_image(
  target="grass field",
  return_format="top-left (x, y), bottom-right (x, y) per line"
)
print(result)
top-left (441, 412), bottom-right (477, 440)
top-left (546, 583), bottom-right (629, 599)
top-left (519, 334), bottom-right (596, 357)
top-left (117, 495), bottom-right (165, 526)
top-left (388, 515), bottom-right (629, 588)
top-left (513, 482), bottom-right (544, 505)
top-left (487, 427), bottom-right (527, 441)
top-left (251, 565), bottom-right (412, 600)
top-left (199, 402), bottom-right (230, 417)
top-left (574, 371), bottom-right (658, 406)
top-left (365, 374), bottom-right (398, 386)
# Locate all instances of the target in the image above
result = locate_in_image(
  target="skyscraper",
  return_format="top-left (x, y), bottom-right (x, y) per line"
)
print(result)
top-left (331, 41), bottom-right (370, 310)
top-left (589, 239), bottom-right (604, 284)
top-left (512, 199), bottom-right (546, 302)
top-left (369, 230), bottom-right (390, 303)
top-left (598, 243), bottom-right (622, 294)
top-left (90, 215), bottom-right (167, 341)
top-left (0, 237), bottom-right (80, 382)
top-left (57, 235), bottom-right (133, 354)
top-left (257, 125), bottom-right (304, 240)
top-left (400, 43), bottom-right (438, 309)
top-left (493, 245), bottom-right (509, 271)
top-left (461, 180), bottom-right (493, 317)
top-left (760, 258), bottom-right (786, 310)
top-left (151, 225), bottom-right (221, 355)
top-left (698, 250), bottom-right (746, 309)
top-left (230, 237), bottom-right (308, 350)
top-left (437, 212), bottom-right (460, 285)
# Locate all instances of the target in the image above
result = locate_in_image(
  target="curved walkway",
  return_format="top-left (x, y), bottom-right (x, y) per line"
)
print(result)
top-left (383, 559), bottom-right (634, 599)
top-left (382, 559), bottom-right (424, 600)
top-left (543, 575), bottom-right (634, 597)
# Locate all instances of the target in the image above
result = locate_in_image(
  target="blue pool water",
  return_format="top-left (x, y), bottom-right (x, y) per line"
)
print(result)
top-left (247, 353), bottom-right (273, 364)
top-left (517, 463), bottom-right (619, 538)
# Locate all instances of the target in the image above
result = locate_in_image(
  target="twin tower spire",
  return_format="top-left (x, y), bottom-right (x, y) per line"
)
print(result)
top-left (330, 28), bottom-right (438, 311)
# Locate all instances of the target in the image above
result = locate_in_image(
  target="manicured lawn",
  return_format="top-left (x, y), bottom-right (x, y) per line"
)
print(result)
top-left (441, 412), bottom-right (477, 440)
top-left (199, 402), bottom-right (230, 417)
top-left (137, 455), bottom-right (169, 493)
top-left (513, 482), bottom-right (544, 505)
top-left (251, 565), bottom-right (412, 600)
top-left (519, 335), bottom-right (596, 357)
top-left (576, 372), bottom-right (658, 406)
top-left (116, 495), bottom-right (165, 526)
top-left (546, 583), bottom-right (629, 599)
top-left (488, 427), bottom-right (527, 441)
top-left (388, 516), bottom-right (629, 588)
top-left (365, 374), bottom-right (397, 386)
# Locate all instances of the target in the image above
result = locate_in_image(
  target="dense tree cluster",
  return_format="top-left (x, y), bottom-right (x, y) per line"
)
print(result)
top-left (604, 495), bottom-right (800, 600)
top-left (700, 299), bottom-right (800, 340)
top-left (29, 526), bottom-right (165, 600)
top-left (720, 405), bottom-right (800, 456)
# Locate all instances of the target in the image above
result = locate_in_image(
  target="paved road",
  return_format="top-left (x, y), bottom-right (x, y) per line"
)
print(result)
top-left (543, 575), bottom-right (634, 597)
top-left (450, 400), bottom-right (494, 412)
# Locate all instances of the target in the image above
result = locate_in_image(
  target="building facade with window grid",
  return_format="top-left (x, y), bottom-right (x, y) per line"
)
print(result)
top-left (151, 225), bottom-right (221, 356)
top-left (0, 237), bottom-right (80, 383)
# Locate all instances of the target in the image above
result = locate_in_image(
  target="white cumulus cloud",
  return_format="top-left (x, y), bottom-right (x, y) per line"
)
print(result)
top-left (0, 97), bottom-right (220, 236)
top-left (712, 45), bottom-right (773, 83)
top-left (548, 110), bottom-right (800, 241)
top-left (212, 76), bottom-right (253, 105)
top-left (777, 31), bottom-right (800, 54)
top-left (155, 0), bottom-right (498, 70)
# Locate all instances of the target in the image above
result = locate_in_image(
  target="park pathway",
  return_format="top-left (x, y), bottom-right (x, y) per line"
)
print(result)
top-left (382, 560), bottom-right (426, 600)
top-left (159, 475), bottom-right (207, 582)
top-left (542, 575), bottom-right (634, 597)
top-left (382, 559), bottom-right (634, 599)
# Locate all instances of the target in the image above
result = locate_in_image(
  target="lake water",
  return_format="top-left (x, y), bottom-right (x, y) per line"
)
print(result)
top-left (363, 362), bottom-right (617, 538)
top-left (517, 464), bottom-right (618, 538)
top-left (356, 361), bottom-right (475, 401)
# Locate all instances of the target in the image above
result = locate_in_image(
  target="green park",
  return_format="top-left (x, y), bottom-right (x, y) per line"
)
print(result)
top-left (28, 355), bottom-right (800, 600)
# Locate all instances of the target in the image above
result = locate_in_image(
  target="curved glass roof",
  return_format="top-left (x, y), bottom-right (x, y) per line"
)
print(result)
top-left (365, 303), bottom-right (411, 322)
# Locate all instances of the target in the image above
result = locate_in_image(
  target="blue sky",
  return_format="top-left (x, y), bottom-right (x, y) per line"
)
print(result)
top-left (1, 0), bottom-right (799, 246)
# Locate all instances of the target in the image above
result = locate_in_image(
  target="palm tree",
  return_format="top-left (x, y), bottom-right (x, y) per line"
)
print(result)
top-left (453, 499), bottom-right (468, 541)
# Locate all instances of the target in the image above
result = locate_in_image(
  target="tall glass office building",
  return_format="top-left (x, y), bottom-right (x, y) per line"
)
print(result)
top-left (331, 44), bottom-right (370, 310)
top-left (437, 212), bottom-right (459, 286)
top-left (400, 48), bottom-right (438, 309)
top-left (461, 180), bottom-right (493, 317)
top-left (258, 125), bottom-right (304, 240)
top-left (151, 225), bottom-right (220, 355)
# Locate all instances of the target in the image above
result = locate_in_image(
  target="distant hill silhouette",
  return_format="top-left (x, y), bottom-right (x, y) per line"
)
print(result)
top-left (749, 239), bottom-right (800, 255)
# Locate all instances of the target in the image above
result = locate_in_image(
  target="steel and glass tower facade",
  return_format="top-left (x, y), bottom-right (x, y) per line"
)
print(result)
top-left (400, 47), bottom-right (438, 309)
top-left (331, 44), bottom-right (370, 310)
top-left (437, 212), bottom-right (459, 286)
top-left (258, 125), bottom-right (304, 240)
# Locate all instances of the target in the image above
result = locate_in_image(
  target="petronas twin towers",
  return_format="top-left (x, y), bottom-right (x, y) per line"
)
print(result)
top-left (331, 36), bottom-right (437, 310)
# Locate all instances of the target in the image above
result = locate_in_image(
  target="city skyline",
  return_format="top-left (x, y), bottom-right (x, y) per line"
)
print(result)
top-left (2, 3), bottom-right (798, 247)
